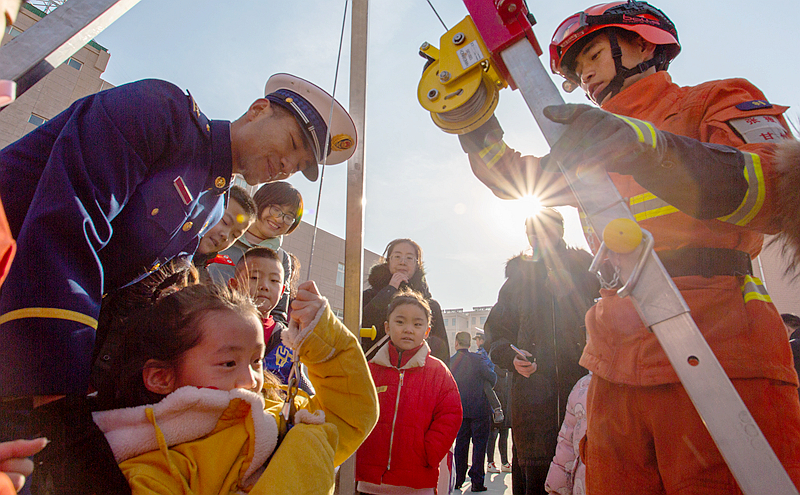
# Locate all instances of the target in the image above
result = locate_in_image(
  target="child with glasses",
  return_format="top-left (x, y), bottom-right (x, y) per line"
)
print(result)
top-left (208, 181), bottom-right (303, 327)
top-left (362, 238), bottom-right (451, 365)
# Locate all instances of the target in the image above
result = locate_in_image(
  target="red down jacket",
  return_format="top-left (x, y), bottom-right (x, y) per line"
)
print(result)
top-left (356, 341), bottom-right (462, 489)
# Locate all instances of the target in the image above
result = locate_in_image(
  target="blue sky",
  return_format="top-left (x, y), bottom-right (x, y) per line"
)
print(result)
top-left (94, 0), bottom-right (800, 310)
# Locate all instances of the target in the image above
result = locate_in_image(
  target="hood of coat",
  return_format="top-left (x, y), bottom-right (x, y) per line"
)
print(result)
top-left (775, 138), bottom-right (800, 273)
top-left (505, 248), bottom-right (595, 283)
top-left (93, 386), bottom-right (278, 481)
top-left (371, 340), bottom-right (430, 369)
top-left (367, 262), bottom-right (432, 299)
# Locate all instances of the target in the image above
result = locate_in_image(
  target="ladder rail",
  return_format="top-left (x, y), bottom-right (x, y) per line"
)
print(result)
top-left (0, 0), bottom-right (141, 99)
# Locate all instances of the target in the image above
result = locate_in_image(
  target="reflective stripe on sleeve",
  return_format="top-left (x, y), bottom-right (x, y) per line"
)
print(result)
top-left (0, 307), bottom-right (98, 329)
top-left (478, 141), bottom-right (507, 170)
top-left (616, 115), bottom-right (657, 149)
top-left (628, 192), bottom-right (679, 221)
top-left (717, 152), bottom-right (765, 227)
top-left (741, 275), bottom-right (772, 303)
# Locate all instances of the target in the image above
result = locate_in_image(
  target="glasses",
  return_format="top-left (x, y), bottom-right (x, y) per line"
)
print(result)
top-left (389, 254), bottom-right (417, 265)
top-left (268, 205), bottom-right (296, 226)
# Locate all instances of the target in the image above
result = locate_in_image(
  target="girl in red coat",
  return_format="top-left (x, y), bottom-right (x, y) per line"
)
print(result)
top-left (356, 290), bottom-right (462, 494)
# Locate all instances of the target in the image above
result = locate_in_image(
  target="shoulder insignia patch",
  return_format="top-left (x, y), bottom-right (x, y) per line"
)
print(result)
top-left (728, 116), bottom-right (791, 144)
top-left (736, 100), bottom-right (773, 111)
top-left (186, 90), bottom-right (210, 137)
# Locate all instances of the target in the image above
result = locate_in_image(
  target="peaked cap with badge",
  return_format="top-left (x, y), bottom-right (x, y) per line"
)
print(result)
top-left (264, 73), bottom-right (357, 181)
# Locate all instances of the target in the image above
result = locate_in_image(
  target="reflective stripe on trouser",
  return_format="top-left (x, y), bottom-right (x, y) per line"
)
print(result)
top-left (741, 275), bottom-right (771, 303)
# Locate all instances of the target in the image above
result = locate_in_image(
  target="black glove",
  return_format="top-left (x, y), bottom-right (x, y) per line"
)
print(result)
top-left (458, 114), bottom-right (504, 154)
top-left (541, 104), bottom-right (750, 220)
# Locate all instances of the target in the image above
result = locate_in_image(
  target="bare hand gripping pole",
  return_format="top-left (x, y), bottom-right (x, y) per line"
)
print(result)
top-left (419, 1), bottom-right (798, 493)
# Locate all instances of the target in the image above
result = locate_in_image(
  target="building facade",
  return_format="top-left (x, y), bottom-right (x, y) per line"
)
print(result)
top-left (442, 305), bottom-right (492, 354)
top-left (280, 220), bottom-right (381, 321)
top-left (0, 3), bottom-right (114, 149)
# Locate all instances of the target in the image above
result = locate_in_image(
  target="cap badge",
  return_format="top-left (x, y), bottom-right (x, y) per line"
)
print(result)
top-left (331, 134), bottom-right (354, 151)
top-left (214, 176), bottom-right (227, 189)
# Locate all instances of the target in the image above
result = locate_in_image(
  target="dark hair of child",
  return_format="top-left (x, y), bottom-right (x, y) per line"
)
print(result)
top-left (237, 246), bottom-right (282, 270)
top-left (386, 289), bottom-right (432, 326)
top-left (252, 182), bottom-right (303, 233)
top-left (106, 283), bottom-right (281, 410)
top-left (228, 185), bottom-right (257, 220)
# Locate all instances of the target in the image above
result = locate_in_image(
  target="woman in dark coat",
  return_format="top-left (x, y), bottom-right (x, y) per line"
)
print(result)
top-left (362, 238), bottom-right (450, 365)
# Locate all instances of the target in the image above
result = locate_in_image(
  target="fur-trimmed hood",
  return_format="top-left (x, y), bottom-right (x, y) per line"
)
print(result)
top-left (774, 138), bottom-right (800, 273)
top-left (504, 247), bottom-right (596, 286)
top-left (367, 262), bottom-right (432, 299)
top-left (93, 387), bottom-right (278, 481)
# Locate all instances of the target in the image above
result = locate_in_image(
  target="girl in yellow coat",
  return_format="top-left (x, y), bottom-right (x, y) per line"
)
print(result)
top-left (92, 282), bottom-right (378, 494)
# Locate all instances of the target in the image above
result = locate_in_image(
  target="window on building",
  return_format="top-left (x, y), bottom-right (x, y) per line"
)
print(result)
top-left (27, 114), bottom-right (47, 126)
top-left (6, 26), bottom-right (22, 38)
top-left (65, 57), bottom-right (83, 70)
top-left (480, 316), bottom-right (487, 325)
top-left (452, 318), bottom-right (456, 326)
top-left (336, 262), bottom-right (345, 287)
top-left (333, 308), bottom-right (344, 320)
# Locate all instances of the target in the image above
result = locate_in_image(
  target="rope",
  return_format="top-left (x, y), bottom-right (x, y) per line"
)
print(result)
top-left (307, 0), bottom-right (350, 281)
top-left (426, 0), bottom-right (448, 30)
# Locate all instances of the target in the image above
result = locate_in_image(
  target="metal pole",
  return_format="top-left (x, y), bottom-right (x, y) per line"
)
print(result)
top-left (337, 0), bottom-right (368, 493)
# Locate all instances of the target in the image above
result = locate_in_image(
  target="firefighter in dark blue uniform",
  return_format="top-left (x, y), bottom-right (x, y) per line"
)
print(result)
top-left (0, 73), bottom-right (357, 494)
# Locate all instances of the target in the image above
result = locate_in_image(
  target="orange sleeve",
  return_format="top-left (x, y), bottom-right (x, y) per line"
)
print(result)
top-left (700, 78), bottom-right (790, 234)
top-left (466, 141), bottom-right (576, 206)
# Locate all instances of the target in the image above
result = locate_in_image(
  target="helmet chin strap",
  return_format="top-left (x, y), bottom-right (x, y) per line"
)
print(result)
top-left (592, 30), bottom-right (663, 105)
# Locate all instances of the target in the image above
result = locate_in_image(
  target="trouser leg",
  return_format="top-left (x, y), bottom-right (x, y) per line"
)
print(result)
top-left (454, 418), bottom-right (472, 487)
top-left (468, 415), bottom-right (491, 487)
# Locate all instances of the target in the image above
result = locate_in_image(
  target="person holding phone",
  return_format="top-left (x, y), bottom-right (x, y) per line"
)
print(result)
top-left (483, 210), bottom-right (599, 495)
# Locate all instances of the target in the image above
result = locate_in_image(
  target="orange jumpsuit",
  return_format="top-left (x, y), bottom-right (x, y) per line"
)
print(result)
top-left (466, 71), bottom-right (800, 493)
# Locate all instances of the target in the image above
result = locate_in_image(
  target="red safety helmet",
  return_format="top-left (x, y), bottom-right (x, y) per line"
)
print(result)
top-left (550, 1), bottom-right (680, 97)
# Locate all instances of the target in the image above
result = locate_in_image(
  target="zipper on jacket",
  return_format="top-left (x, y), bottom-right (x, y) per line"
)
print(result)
top-left (386, 370), bottom-right (405, 472)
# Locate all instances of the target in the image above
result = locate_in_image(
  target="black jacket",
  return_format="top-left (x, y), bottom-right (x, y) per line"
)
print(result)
top-left (361, 263), bottom-right (450, 365)
top-left (484, 245), bottom-right (599, 465)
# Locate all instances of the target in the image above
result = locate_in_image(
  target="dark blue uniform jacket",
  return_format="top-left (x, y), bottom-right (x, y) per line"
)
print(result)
top-left (0, 79), bottom-right (232, 396)
top-left (451, 348), bottom-right (496, 419)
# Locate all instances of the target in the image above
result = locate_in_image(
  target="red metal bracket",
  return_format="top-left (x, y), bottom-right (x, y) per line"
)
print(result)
top-left (463, 0), bottom-right (543, 89)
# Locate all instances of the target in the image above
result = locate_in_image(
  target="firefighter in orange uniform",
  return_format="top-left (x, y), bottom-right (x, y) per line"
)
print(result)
top-left (454, 1), bottom-right (800, 493)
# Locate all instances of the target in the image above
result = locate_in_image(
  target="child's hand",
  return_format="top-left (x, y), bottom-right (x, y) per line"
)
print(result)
top-left (290, 281), bottom-right (326, 330)
top-left (388, 272), bottom-right (409, 289)
top-left (0, 437), bottom-right (48, 493)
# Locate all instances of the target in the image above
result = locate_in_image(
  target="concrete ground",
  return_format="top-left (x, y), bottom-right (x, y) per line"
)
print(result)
top-left (455, 470), bottom-right (512, 494)
top-left (454, 440), bottom-right (514, 495)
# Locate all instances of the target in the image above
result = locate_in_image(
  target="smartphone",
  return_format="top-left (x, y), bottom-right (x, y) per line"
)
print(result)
top-left (509, 344), bottom-right (531, 362)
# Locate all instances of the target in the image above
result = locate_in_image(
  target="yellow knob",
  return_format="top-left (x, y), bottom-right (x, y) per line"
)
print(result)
top-left (360, 326), bottom-right (377, 340)
top-left (602, 218), bottom-right (642, 254)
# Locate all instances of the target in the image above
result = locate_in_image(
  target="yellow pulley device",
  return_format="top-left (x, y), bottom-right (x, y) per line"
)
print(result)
top-left (417, 16), bottom-right (509, 135)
